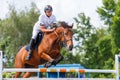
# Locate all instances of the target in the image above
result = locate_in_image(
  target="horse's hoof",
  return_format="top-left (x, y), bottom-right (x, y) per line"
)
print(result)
top-left (44, 60), bottom-right (57, 68)
top-left (51, 60), bottom-right (57, 66)
top-left (44, 62), bottom-right (52, 68)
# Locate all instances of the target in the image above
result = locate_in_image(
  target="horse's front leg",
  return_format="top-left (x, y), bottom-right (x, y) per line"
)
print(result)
top-left (55, 54), bottom-right (64, 64)
top-left (41, 52), bottom-right (54, 62)
top-left (40, 52), bottom-right (56, 67)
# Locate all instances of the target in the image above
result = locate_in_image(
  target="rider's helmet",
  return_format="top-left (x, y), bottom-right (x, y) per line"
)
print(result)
top-left (44, 5), bottom-right (53, 12)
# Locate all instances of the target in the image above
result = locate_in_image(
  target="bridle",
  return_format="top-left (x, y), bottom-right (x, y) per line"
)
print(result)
top-left (54, 30), bottom-right (59, 38)
top-left (61, 31), bottom-right (72, 46)
top-left (54, 28), bottom-right (72, 47)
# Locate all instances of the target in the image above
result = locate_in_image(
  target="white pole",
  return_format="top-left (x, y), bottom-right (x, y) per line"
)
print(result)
top-left (115, 55), bottom-right (119, 80)
top-left (3, 68), bottom-right (40, 72)
top-left (84, 69), bottom-right (116, 73)
top-left (2, 68), bottom-right (117, 73)
top-left (0, 51), bottom-right (3, 80)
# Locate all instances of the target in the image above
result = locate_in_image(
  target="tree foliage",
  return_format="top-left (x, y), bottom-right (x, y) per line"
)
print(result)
top-left (97, 0), bottom-right (116, 31)
top-left (0, 3), bottom-right (40, 67)
top-left (111, 0), bottom-right (120, 51)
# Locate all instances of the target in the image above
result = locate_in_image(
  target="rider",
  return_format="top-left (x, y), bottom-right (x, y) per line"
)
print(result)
top-left (26, 5), bottom-right (57, 60)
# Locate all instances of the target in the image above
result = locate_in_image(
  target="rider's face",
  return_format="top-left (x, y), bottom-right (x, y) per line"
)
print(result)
top-left (45, 11), bottom-right (52, 17)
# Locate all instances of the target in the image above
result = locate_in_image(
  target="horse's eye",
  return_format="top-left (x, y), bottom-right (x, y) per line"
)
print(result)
top-left (65, 33), bottom-right (68, 35)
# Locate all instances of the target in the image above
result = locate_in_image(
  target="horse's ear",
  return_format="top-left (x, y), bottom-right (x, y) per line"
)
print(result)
top-left (60, 21), bottom-right (67, 28)
top-left (69, 23), bottom-right (74, 28)
top-left (72, 23), bottom-right (74, 28)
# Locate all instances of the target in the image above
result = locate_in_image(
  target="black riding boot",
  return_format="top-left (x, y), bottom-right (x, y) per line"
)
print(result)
top-left (26, 39), bottom-right (35, 60)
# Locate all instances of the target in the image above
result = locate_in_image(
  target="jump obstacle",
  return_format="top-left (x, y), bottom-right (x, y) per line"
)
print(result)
top-left (0, 50), bottom-right (120, 80)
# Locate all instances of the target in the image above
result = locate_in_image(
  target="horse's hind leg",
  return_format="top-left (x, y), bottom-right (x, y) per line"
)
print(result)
top-left (13, 64), bottom-right (23, 78)
top-left (23, 65), bottom-right (37, 78)
top-left (14, 61), bottom-right (24, 78)
top-left (23, 72), bottom-right (35, 78)
top-left (13, 72), bottom-right (22, 78)
top-left (14, 57), bottom-right (24, 77)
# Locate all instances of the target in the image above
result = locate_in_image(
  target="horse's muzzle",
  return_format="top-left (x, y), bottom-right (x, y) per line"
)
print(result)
top-left (67, 45), bottom-right (73, 51)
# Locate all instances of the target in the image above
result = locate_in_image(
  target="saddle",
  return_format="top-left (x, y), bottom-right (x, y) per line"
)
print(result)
top-left (26, 32), bottom-right (44, 51)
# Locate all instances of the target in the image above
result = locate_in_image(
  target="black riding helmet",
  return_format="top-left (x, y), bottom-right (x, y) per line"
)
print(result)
top-left (44, 5), bottom-right (53, 12)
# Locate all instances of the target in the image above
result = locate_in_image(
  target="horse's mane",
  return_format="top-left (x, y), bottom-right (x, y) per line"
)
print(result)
top-left (55, 21), bottom-right (72, 28)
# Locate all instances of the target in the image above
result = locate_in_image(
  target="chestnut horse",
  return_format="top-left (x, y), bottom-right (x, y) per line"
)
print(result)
top-left (14, 22), bottom-right (73, 78)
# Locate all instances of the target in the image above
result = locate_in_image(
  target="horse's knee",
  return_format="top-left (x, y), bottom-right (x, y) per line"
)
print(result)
top-left (41, 53), bottom-right (53, 62)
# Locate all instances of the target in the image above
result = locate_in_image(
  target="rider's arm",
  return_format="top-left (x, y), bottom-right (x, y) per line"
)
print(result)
top-left (52, 15), bottom-right (57, 27)
top-left (53, 15), bottom-right (57, 23)
top-left (40, 26), bottom-right (55, 33)
top-left (39, 15), bottom-right (55, 32)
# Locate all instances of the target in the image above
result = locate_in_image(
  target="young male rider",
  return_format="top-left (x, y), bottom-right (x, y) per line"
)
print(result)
top-left (26, 5), bottom-right (57, 60)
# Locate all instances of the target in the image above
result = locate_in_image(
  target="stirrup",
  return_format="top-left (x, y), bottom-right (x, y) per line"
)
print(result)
top-left (26, 56), bottom-right (30, 60)
top-left (26, 51), bottom-right (32, 60)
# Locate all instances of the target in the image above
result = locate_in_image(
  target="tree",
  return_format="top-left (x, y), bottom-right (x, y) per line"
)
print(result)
top-left (73, 13), bottom-right (115, 78)
top-left (73, 13), bottom-right (98, 68)
top-left (111, 0), bottom-right (120, 52)
top-left (97, 0), bottom-right (116, 31)
top-left (0, 3), bottom-right (40, 67)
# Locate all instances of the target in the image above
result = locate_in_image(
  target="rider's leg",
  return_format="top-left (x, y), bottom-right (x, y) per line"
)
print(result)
top-left (26, 38), bottom-right (35, 60)
top-left (26, 26), bottom-right (39, 60)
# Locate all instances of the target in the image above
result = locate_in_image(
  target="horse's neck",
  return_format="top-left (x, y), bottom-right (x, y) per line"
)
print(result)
top-left (53, 27), bottom-right (64, 48)
top-left (43, 28), bottom-right (61, 44)
top-left (55, 27), bottom-right (63, 39)
top-left (42, 27), bottom-right (63, 48)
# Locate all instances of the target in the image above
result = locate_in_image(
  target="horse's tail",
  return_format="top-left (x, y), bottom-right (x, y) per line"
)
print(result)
top-left (18, 46), bottom-right (23, 52)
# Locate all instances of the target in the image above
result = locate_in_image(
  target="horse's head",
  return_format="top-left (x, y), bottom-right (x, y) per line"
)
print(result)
top-left (59, 22), bottom-right (74, 51)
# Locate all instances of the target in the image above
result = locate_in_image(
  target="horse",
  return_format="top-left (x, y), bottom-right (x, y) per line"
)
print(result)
top-left (14, 22), bottom-right (74, 78)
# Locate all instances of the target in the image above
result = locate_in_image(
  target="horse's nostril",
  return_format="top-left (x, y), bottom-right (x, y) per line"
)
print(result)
top-left (70, 48), bottom-right (73, 50)
top-left (69, 45), bottom-right (73, 50)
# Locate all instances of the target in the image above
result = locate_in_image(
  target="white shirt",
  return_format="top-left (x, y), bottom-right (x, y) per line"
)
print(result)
top-left (32, 14), bottom-right (56, 39)
top-left (35, 14), bottom-right (56, 30)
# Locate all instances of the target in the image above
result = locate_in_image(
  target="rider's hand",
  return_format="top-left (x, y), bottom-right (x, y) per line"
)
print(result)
top-left (51, 28), bottom-right (55, 31)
